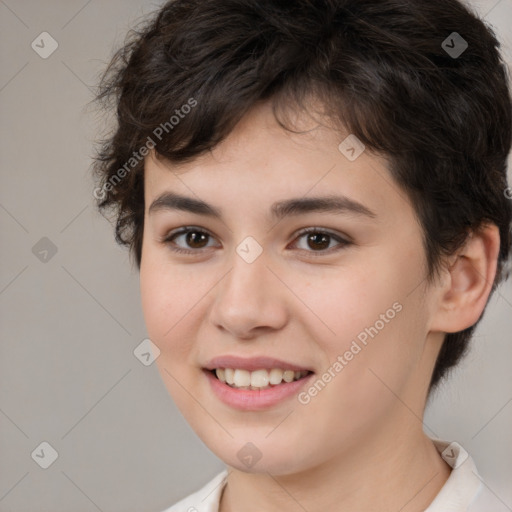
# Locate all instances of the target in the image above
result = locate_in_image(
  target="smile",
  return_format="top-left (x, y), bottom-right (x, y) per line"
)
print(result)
top-left (213, 368), bottom-right (312, 389)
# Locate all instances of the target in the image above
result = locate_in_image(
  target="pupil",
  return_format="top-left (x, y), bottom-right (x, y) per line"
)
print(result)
top-left (187, 231), bottom-right (207, 248)
top-left (308, 233), bottom-right (329, 250)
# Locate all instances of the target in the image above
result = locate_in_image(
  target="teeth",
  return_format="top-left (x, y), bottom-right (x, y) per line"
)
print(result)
top-left (224, 368), bottom-right (235, 385)
top-left (233, 369), bottom-right (251, 387)
top-left (250, 369), bottom-right (269, 387)
top-left (214, 368), bottom-right (310, 389)
top-left (269, 368), bottom-right (284, 385)
top-left (283, 370), bottom-right (295, 383)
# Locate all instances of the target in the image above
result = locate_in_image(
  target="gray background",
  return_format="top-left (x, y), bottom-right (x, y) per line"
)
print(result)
top-left (0, 1), bottom-right (511, 511)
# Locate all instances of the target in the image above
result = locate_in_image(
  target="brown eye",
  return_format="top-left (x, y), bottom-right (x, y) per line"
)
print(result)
top-left (163, 227), bottom-right (217, 254)
top-left (292, 228), bottom-right (351, 256)
top-left (162, 226), bottom-right (351, 257)
top-left (305, 232), bottom-right (331, 251)
top-left (182, 230), bottom-right (209, 249)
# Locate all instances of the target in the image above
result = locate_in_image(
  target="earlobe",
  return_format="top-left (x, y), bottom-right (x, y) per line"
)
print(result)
top-left (430, 224), bottom-right (500, 334)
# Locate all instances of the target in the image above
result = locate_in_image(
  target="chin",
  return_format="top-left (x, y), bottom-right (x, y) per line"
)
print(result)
top-left (198, 429), bottom-right (316, 476)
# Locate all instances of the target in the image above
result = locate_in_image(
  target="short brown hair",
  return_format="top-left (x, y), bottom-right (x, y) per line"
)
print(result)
top-left (91, 0), bottom-right (512, 392)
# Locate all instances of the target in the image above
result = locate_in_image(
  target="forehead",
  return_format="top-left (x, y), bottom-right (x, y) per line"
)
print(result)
top-left (143, 102), bottom-right (411, 226)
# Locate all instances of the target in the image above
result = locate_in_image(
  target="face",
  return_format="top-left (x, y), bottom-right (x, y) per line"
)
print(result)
top-left (140, 100), bottom-right (442, 475)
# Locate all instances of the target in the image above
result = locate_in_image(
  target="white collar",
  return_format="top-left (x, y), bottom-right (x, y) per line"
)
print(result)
top-left (425, 439), bottom-right (482, 511)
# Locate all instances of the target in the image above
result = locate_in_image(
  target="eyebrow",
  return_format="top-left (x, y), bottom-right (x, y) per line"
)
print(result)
top-left (148, 191), bottom-right (377, 220)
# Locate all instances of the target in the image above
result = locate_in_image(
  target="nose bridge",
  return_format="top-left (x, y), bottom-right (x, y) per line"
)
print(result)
top-left (209, 242), bottom-right (287, 336)
top-left (222, 243), bottom-right (271, 308)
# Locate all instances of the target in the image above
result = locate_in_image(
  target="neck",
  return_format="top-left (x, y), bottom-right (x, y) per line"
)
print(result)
top-left (220, 423), bottom-right (451, 512)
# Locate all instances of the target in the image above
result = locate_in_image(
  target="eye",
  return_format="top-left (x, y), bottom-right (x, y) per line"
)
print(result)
top-left (161, 226), bottom-right (351, 256)
top-left (161, 226), bottom-right (218, 254)
top-left (291, 227), bottom-right (351, 256)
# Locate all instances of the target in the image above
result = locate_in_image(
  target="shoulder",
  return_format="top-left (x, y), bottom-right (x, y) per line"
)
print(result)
top-left (160, 470), bottom-right (229, 512)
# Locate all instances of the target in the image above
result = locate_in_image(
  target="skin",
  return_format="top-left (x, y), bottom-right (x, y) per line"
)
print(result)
top-left (139, 100), bottom-right (499, 512)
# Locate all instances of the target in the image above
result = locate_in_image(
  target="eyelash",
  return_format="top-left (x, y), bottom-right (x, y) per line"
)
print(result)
top-left (161, 226), bottom-right (352, 257)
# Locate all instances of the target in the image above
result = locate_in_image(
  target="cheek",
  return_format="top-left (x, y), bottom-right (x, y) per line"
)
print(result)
top-left (140, 255), bottom-right (190, 366)
top-left (140, 263), bottom-right (170, 341)
top-left (140, 248), bottom-right (196, 339)
top-left (300, 249), bottom-right (427, 401)
top-left (301, 261), bottom-right (401, 351)
top-left (139, 251), bottom-right (216, 381)
top-left (140, 259), bottom-right (202, 407)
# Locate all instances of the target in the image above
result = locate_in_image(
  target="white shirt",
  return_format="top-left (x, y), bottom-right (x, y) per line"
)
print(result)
top-left (161, 439), bottom-right (502, 512)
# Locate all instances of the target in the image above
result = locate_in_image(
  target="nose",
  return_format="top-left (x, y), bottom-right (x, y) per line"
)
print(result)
top-left (208, 250), bottom-right (289, 340)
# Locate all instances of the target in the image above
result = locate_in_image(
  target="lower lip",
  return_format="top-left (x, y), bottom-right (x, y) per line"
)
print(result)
top-left (204, 370), bottom-right (314, 411)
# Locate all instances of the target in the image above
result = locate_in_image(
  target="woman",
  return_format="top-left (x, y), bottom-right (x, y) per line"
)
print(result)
top-left (92, 0), bottom-right (512, 510)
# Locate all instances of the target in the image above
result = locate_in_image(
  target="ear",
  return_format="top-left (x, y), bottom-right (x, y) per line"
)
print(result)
top-left (429, 223), bottom-right (500, 334)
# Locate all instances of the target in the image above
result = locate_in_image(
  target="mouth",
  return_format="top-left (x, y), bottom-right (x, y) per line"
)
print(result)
top-left (208, 367), bottom-right (314, 390)
top-left (204, 367), bottom-right (315, 410)
top-left (202, 355), bottom-right (315, 409)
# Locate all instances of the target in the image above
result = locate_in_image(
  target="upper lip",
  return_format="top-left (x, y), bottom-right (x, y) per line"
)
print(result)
top-left (203, 355), bottom-right (314, 373)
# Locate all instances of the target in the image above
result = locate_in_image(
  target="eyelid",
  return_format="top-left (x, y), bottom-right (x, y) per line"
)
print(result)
top-left (293, 226), bottom-right (352, 244)
top-left (160, 225), bottom-right (220, 252)
top-left (161, 225), bottom-right (352, 256)
top-left (290, 227), bottom-right (351, 255)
